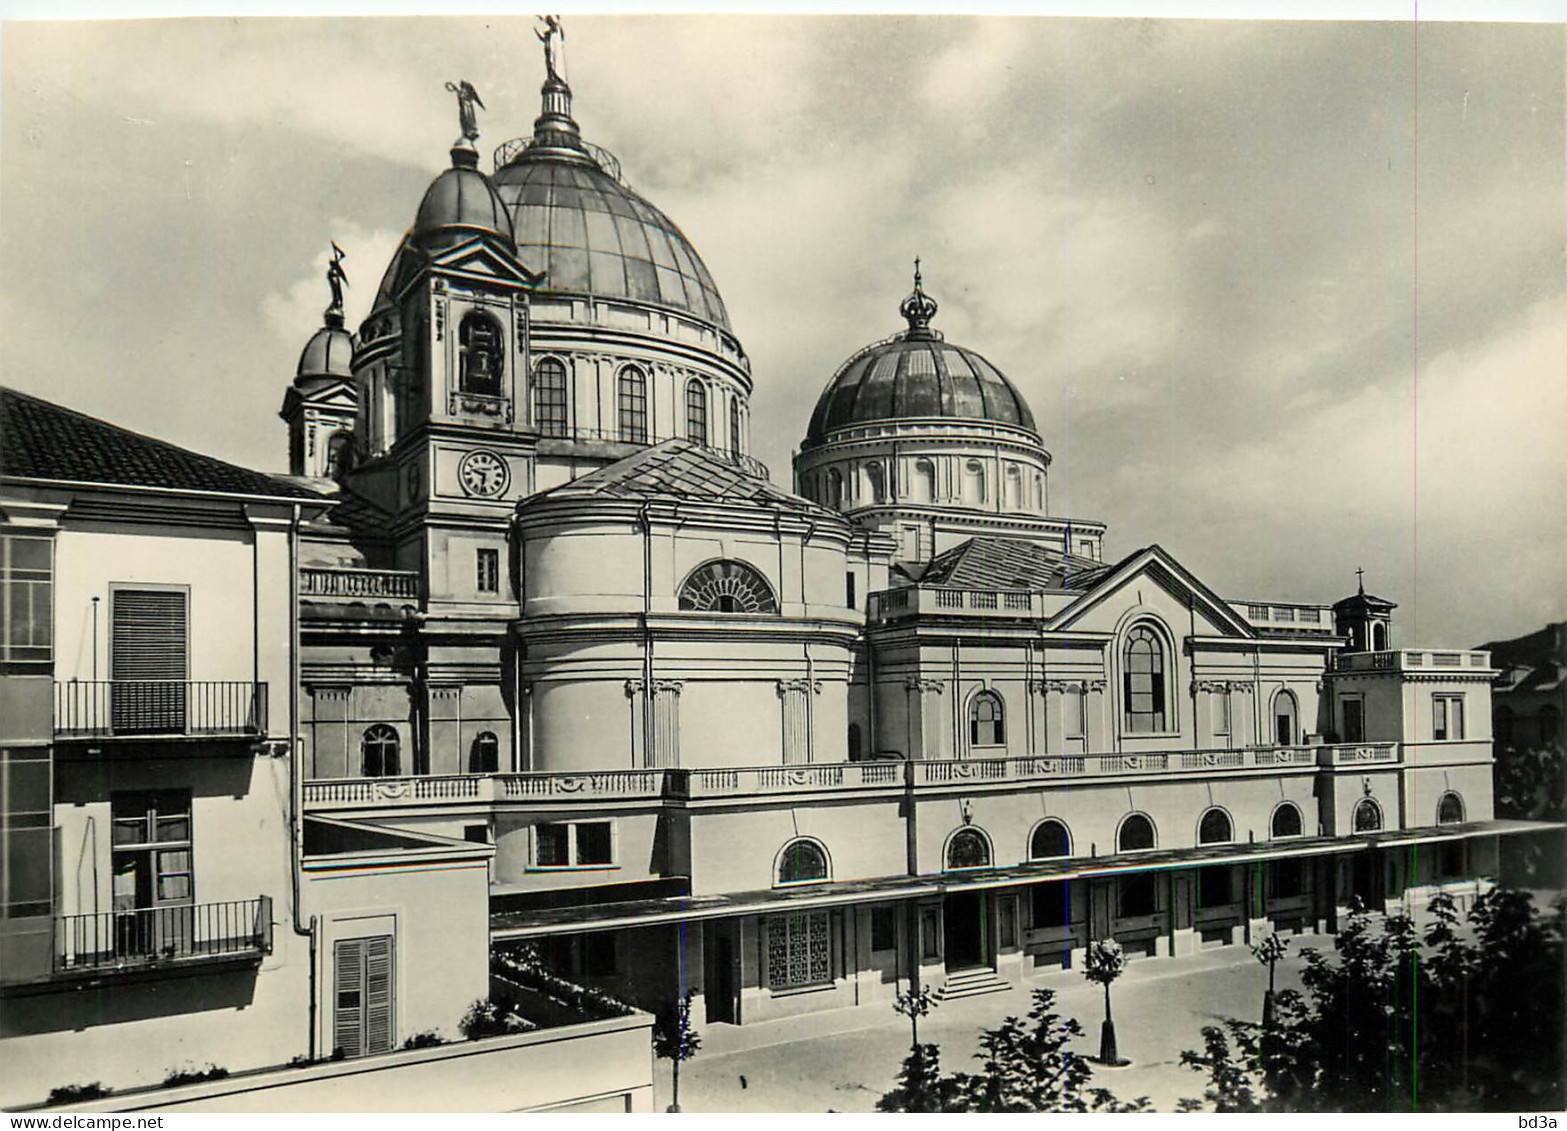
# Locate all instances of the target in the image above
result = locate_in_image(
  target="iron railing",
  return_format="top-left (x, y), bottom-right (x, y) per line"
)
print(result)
top-left (54, 681), bottom-right (267, 738)
top-left (55, 896), bottom-right (272, 973)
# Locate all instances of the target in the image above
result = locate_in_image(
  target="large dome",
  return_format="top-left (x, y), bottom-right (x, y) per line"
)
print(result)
top-left (804, 273), bottom-right (1037, 446)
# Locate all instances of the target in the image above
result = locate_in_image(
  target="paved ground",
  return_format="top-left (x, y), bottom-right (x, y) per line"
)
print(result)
top-left (653, 933), bottom-right (1330, 1113)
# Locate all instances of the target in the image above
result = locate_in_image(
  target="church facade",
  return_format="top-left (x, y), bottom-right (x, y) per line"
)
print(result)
top-left (0, 31), bottom-right (1542, 1106)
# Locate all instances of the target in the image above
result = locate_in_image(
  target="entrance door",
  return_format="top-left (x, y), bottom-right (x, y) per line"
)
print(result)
top-left (703, 922), bottom-right (739, 1025)
top-left (1350, 851), bottom-right (1380, 908)
top-left (943, 892), bottom-right (987, 970)
top-left (1089, 881), bottom-right (1113, 940)
top-left (111, 589), bottom-right (188, 734)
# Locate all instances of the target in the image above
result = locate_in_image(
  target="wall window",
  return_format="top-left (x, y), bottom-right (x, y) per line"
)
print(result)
top-left (111, 588), bottom-right (190, 733)
top-left (678, 560), bottom-right (778, 614)
top-left (1211, 689), bottom-right (1231, 738)
top-left (684, 379), bottom-right (708, 445)
top-left (1437, 791), bottom-right (1464, 825)
top-left (1003, 464), bottom-right (1023, 510)
top-left (1064, 687), bottom-right (1086, 740)
top-left (532, 357), bottom-right (568, 437)
top-left (1341, 697), bottom-right (1365, 743)
top-left (476, 547), bottom-right (500, 594)
top-left (458, 313), bottom-right (504, 397)
top-left (361, 724), bottom-right (401, 777)
top-left (969, 690), bottom-right (1005, 747)
top-left (962, 460), bottom-right (987, 504)
top-left (0, 534), bottom-right (52, 671)
top-left (911, 459), bottom-right (936, 503)
top-left (1371, 622), bottom-right (1388, 651)
top-left (1123, 624), bottom-right (1169, 733)
top-left (767, 911), bottom-right (831, 990)
top-left (865, 462), bottom-right (887, 505)
top-left (945, 827), bottom-right (992, 870)
top-left (1118, 874), bottom-right (1157, 918)
top-left (111, 791), bottom-right (193, 912)
top-left (532, 820), bottom-right (615, 868)
top-left (1197, 865), bottom-right (1235, 908)
top-left (1032, 882), bottom-right (1071, 929)
top-left (870, 906), bottom-right (896, 953)
top-left (1271, 802), bottom-right (1303, 839)
top-left (845, 570), bottom-right (856, 609)
top-left (1353, 798), bottom-right (1382, 833)
top-left (776, 838), bottom-right (829, 886)
top-left (1198, 808), bottom-right (1233, 845)
top-left (616, 366), bottom-right (648, 443)
top-left (1029, 818), bottom-right (1071, 860)
top-left (1273, 690), bottom-right (1299, 746)
top-left (470, 731), bottom-right (499, 774)
top-left (826, 469), bottom-right (844, 510)
top-left (729, 398), bottom-right (742, 456)
top-left (1118, 813), bottom-right (1156, 852)
top-left (1433, 694), bottom-right (1466, 741)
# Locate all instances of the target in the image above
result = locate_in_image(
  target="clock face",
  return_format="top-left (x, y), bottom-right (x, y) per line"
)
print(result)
top-left (457, 450), bottom-right (510, 498)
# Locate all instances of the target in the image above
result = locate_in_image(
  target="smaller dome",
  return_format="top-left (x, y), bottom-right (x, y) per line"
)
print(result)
top-left (804, 268), bottom-right (1038, 446)
top-left (296, 323), bottom-right (353, 381)
top-left (412, 151), bottom-right (515, 252)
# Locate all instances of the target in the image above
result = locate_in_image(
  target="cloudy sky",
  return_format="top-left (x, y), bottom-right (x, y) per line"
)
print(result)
top-left (2, 14), bottom-right (1562, 648)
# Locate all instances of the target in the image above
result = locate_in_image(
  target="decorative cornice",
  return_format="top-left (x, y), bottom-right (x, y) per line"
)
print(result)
top-left (1029, 678), bottom-right (1103, 694)
top-left (776, 678), bottom-right (823, 697)
top-left (1192, 680), bottom-right (1254, 695)
top-left (625, 678), bottom-right (684, 696)
top-left (904, 677), bottom-right (945, 694)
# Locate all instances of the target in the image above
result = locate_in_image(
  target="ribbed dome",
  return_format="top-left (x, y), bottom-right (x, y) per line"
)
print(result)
top-left (413, 160), bottom-right (515, 251)
top-left (296, 323), bottom-right (353, 380)
top-left (805, 273), bottom-right (1037, 445)
top-left (492, 151), bottom-right (729, 331)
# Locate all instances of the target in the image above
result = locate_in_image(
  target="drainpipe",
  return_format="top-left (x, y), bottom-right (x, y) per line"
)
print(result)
top-left (1188, 595), bottom-right (1200, 751)
top-left (639, 502), bottom-right (655, 768)
top-left (287, 501), bottom-right (319, 1060)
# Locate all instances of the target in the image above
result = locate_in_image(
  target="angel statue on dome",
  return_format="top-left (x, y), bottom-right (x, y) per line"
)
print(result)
top-left (537, 15), bottom-right (565, 82)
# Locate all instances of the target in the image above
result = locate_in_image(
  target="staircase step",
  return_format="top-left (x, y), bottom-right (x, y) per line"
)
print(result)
top-left (934, 968), bottom-right (1011, 1001)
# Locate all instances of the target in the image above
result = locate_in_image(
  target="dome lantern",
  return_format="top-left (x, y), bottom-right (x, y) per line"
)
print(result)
top-left (899, 257), bottom-right (940, 339)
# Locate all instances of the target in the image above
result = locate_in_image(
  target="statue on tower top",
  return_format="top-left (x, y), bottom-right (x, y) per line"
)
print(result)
top-left (445, 79), bottom-right (486, 143)
top-left (536, 15), bottom-right (565, 82)
top-left (325, 241), bottom-right (348, 326)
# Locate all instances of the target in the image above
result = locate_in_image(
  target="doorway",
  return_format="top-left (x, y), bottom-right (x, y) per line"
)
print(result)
top-left (703, 921), bottom-right (739, 1025)
top-left (943, 892), bottom-right (988, 970)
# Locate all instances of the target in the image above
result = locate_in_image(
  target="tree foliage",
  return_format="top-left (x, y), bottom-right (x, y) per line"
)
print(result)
top-left (877, 988), bottom-right (1149, 1113)
top-left (1181, 890), bottom-right (1566, 1112)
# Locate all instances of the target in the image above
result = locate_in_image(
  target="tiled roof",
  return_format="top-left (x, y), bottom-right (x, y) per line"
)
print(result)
top-left (917, 535), bottom-right (1112, 592)
top-left (0, 386), bottom-right (316, 499)
top-left (539, 438), bottom-right (837, 517)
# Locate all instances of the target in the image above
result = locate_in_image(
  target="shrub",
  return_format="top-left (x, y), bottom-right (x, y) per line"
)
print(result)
top-left (46, 1083), bottom-right (113, 1105)
top-left (457, 998), bottom-right (536, 1041)
top-left (401, 1030), bottom-right (444, 1050)
top-left (161, 1064), bottom-right (230, 1087)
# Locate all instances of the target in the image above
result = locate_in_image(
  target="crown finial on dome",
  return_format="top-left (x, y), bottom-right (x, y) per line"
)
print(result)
top-left (444, 79), bottom-right (485, 168)
top-left (899, 257), bottom-right (939, 336)
top-left (324, 241), bottom-right (348, 329)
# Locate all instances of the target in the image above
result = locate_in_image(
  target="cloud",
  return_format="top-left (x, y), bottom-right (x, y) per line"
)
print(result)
top-left (261, 221), bottom-right (406, 344)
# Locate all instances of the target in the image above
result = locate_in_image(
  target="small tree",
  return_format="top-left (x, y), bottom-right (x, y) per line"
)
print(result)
top-left (1251, 931), bottom-right (1289, 1034)
top-left (653, 988), bottom-right (702, 1113)
top-left (892, 984), bottom-right (939, 1050)
top-left (1082, 938), bottom-right (1126, 1066)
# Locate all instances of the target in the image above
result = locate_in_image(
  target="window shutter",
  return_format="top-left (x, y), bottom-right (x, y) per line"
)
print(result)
top-left (333, 938), bottom-right (365, 1058)
top-left (111, 590), bottom-right (188, 680)
top-left (364, 935), bottom-right (394, 1054)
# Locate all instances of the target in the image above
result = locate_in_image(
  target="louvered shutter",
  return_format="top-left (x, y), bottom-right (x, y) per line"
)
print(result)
top-left (111, 590), bottom-right (188, 733)
top-left (333, 938), bottom-right (365, 1058)
top-left (364, 935), bottom-right (394, 1054)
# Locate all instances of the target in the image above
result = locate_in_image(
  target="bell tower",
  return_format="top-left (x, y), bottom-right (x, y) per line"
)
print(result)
top-left (1332, 570), bottom-right (1397, 653)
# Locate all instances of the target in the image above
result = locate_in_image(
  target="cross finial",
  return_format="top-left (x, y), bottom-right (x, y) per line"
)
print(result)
top-left (914, 256), bottom-right (922, 287)
top-left (1355, 567), bottom-right (1365, 595)
top-left (900, 257), bottom-right (938, 335)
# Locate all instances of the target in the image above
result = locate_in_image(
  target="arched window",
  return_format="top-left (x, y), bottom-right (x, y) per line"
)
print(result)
top-left (946, 827), bottom-right (992, 870)
top-left (1272, 689), bottom-right (1299, 746)
top-left (826, 469), bottom-right (844, 510)
top-left (1437, 792), bottom-right (1464, 825)
top-left (847, 723), bottom-right (863, 761)
top-left (1271, 802), bottom-right (1303, 839)
top-left (730, 398), bottom-right (742, 456)
top-left (1118, 813), bottom-right (1156, 852)
top-left (776, 838), bottom-right (829, 886)
top-left (911, 459), bottom-right (936, 503)
top-left (1198, 807), bottom-right (1233, 845)
top-left (617, 366), bottom-right (648, 443)
top-left (1123, 624), bottom-right (1169, 734)
top-left (962, 460), bottom-right (987, 504)
top-left (678, 560), bottom-right (778, 614)
top-left (470, 731), bottom-right (500, 774)
top-left (1371, 622), bottom-right (1388, 651)
top-left (969, 690), bottom-right (1005, 747)
top-left (1004, 464), bottom-right (1023, 509)
top-left (458, 313), bottom-right (504, 397)
top-left (684, 379), bottom-right (707, 445)
top-left (1032, 473), bottom-right (1045, 510)
top-left (865, 462), bottom-right (886, 504)
top-left (532, 357), bottom-right (569, 437)
top-left (1353, 798), bottom-right (1382, 833)
top-left (361, 724), bottom-right (401, 778)
top-left (1030, 819), bottom-right (1071, 860)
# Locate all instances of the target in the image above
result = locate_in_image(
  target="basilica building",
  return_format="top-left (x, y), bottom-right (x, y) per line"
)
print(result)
top-left (0, 32), bottom-right (1540, 1105)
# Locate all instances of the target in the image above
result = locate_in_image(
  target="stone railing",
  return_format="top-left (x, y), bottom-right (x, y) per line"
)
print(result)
top-left (1334, 649), bottom-right (1492, 673)
top-left (303, 770), bottom-right (669, 809)
top-left (672, 761), bottom-right (905, 798)
top-left (1231, 601), bottom-right (1334, 632)
top-left (912, 745), bottom-right (1321, 787)
top-left (1318, 742), bottom-right (1400, 765)
top-left (870, 587), bottom-right (1048, 620)
top-left (500, 769), bottom-right (667, 800)
top-left (299, 567), bottom-right (420, 601)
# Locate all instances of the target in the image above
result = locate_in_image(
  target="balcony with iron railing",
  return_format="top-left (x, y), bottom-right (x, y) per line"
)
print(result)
top-left (1333, 649), bottom-right (1493, 673)
top-left (52, 896), bottom-right (272, 978)
top-left (53, 681), bottom-right (268, 740)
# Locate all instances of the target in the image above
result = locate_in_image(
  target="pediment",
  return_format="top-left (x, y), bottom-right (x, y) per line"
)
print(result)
top-left (1047, 544), bottom-right (1255, 639)
top-left (427, 237), bottom-right (542, 290)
